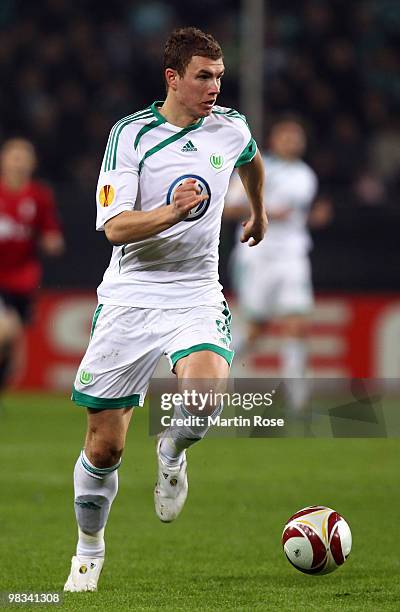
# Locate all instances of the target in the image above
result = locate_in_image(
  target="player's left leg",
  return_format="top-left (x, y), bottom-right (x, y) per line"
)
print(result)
top-left (156, 302), bottom-right (233, 522)
top-left (155, 350), bottom-right (229, 522)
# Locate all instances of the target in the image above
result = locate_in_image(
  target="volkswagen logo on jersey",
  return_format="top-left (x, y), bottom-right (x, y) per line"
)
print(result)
top-left (166, 174), bottom-right (211, 222)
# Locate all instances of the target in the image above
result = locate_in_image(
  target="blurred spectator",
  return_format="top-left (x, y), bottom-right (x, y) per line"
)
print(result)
top-left (369, 118), bottom-right (400, 185)
top-left (353, 171), bottom-right (386, 207)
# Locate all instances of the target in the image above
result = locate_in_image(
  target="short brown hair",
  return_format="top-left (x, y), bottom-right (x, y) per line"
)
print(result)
top-left (164, 27), bottom-right (223, 77)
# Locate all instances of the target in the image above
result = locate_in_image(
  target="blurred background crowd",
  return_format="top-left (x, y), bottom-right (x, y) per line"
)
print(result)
top-left (0, 0), bottom-right (399, 289)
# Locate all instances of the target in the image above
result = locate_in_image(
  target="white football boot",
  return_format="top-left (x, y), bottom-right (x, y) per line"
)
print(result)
top-left (154, 439), bottom-right (188, 522)
top-left (64, 555), bottom-right (104, 592)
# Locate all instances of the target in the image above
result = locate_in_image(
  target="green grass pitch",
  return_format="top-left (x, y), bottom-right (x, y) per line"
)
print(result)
top-left (0, 392), bottom-right (399, 611)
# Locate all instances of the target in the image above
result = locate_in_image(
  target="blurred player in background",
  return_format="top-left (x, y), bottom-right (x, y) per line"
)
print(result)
top-left (64, 27), bottom-right (267, 593)
top-left (0, 138), bottom-right (65, 395)
top-left (225, 116), bottom-right (332, 411)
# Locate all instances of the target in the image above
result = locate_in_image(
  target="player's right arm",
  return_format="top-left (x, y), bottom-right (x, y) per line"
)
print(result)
top-left (105, 180), bottom-right (207, 245)
top-left (96, 124), bottom-right (204, 245)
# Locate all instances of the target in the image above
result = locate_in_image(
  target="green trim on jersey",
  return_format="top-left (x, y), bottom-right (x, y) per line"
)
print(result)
top-left (104, 108), bottom-right (149, 170)
top-left (149, 100), bottom-right (204, 130)
top-left (134, 117), bottom-right (165, 150)
top-left (212, 107), bottom-right (248, 125)
top-left (104, 106), bottom-right (152, 170)
top-left (109, 111), bottom-right (153, 171)
top-left (138, 121), bottom-right (204, 173)
top-left (90, 304), bottom-right (103, 338)
top-left (103, 107), bottom-right (153, 172)
top-left (118, 245), bottom-right (126, 274)
top-left (170, 342), bottom-right (234, 369)
top-left (235, 137), bottom-right (257, 167)
top-left (150, 100), bottom-right (168, 122)
top-left (71, 387), bottom-right (142, 409)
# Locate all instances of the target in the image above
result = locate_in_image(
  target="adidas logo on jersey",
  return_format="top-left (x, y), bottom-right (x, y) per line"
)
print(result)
top-left (181, 140), bottom-right (197, 152)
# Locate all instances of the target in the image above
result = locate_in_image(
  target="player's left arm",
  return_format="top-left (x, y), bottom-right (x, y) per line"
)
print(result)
top-left (237, 150), bottom-right (268, 246)
top-left (37, 185), bottom-right (65, 256)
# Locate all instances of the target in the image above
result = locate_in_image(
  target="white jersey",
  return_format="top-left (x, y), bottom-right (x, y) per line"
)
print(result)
top-left (95, 101), bottom-right (256, 308)
top-left (227, 154), bottom-right (317, 260)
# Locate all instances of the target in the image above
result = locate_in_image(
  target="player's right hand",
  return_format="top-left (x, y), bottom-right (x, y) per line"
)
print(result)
top-left (172, 179), bottom-right (208, 221)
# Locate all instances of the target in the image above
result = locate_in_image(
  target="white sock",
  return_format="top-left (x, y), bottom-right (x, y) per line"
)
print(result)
top-left (159, 402), bottom-right (223, 466)
top-left (76, 526), bottom-right (105, 559)
top-left (73, 450), bottom-right (120, 558)
top-left (280, 338), bottom-right (309, 412)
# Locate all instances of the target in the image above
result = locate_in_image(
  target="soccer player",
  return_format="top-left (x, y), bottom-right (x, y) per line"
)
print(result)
top-left (225, 117), bottom-right (331, 410)
top-left (64, 27), bottom-right (267, 592)
top-left (0, 138), bottom-right (64, 393)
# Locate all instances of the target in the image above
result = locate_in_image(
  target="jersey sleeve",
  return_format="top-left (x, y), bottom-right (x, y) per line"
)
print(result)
top-left (36, 184), bottom-right (63, 235)
top-left (235, 136), bottom-right (257, 168)
top-left (96, 125), bottom-right (139, 231)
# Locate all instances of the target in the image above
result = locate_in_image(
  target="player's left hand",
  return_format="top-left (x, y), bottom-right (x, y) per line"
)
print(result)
top-left (240, 212), bottom-right (268, 246)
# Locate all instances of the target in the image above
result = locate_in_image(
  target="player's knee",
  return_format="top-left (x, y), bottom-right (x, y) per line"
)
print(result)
top-left (87, 442), bottom-right (124, 468)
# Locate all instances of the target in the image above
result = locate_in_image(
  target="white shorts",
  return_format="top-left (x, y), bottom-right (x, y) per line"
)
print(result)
top-left (72, 301), bottom-right (234, 409)
top-left (234, 255), bottom-right (313, 321)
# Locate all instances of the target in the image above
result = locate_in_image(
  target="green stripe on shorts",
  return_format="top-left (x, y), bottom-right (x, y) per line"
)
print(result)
top-left (170, 343), bottom-right (234, 369)
top-left (90, 304), bottom-right (103, 338)
top-left (71, 387), bottom-right (141, 409)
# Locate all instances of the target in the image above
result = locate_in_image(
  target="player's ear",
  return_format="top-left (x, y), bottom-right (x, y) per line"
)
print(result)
top-left (165, 68), bottom-right (179, 91)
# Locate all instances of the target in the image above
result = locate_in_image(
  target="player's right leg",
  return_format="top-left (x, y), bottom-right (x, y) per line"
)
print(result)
top-left (64, 303), bottom-right (161, 592)
top-left (64, 407), bottom-right (133, 592)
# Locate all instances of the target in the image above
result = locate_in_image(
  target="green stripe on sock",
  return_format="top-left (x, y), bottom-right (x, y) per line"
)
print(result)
top-left (80, 452), bottom-right (120, 476)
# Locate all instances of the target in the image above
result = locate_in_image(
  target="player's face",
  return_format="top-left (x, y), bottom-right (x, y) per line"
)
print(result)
top-left (0, 140), bottom-right (36, 179)
top-left (270, 122), bottom-right (306, 159)
top-left (175, 55), bottom-right (225, 119)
